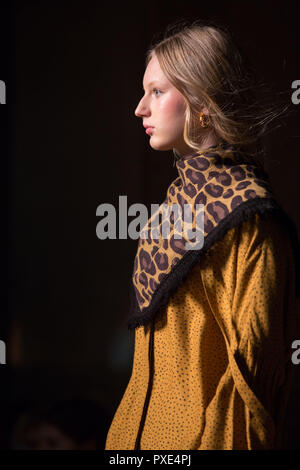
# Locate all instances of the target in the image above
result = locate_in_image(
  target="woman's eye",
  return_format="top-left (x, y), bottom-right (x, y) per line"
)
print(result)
top-left (153, 88), bottom-right (162, 96)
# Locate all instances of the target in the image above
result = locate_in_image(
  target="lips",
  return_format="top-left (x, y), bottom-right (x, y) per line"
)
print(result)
top-left (145, 127), bottom-right (154, 135)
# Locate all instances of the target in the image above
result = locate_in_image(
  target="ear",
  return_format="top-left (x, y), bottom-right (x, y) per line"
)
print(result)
top-left (201, 107), bottom-right (209, 115)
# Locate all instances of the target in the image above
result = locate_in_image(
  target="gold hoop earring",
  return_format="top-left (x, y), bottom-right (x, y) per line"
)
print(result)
top-left (199, 111), bottom-right (209, 128)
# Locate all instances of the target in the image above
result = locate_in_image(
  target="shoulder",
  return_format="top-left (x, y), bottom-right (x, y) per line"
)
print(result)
top-left (200, 211), bottom-right (296, 277)
top-left (209, 212), bottom-right (293, 257)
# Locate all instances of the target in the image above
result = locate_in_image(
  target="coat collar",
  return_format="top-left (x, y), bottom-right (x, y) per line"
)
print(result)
top-left (127, 142), bottom-right (300, 329)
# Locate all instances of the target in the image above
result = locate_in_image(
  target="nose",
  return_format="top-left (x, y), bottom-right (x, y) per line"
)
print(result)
top-left (134, 95), bottom-right (150, 118)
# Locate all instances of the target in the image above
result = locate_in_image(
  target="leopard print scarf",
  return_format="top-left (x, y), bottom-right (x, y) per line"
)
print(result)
top-left (128, 141), bottom-right (300, 329)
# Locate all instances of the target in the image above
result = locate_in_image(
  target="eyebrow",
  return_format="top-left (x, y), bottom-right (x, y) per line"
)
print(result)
top-left (142, 80), bottom-right (161, 91)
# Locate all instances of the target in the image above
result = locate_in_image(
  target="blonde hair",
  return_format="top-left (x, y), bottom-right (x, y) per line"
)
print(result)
top-left (145, 20), bottom-right (292, 163)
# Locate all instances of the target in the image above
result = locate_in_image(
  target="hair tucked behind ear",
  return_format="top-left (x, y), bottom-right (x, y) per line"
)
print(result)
top-left (146, 19), bottom-right (294, 165)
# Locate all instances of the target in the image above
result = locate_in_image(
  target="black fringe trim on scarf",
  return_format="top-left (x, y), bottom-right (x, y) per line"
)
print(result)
top-left (127, 197), bottom-right (300, 330)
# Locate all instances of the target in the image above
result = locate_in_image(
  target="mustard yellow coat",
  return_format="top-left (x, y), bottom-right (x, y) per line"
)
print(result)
top-left (105, 213), bottom-right (298, 450)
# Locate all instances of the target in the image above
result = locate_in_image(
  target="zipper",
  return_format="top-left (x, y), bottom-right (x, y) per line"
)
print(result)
top-left (134, 320), bottom-right (155, 450)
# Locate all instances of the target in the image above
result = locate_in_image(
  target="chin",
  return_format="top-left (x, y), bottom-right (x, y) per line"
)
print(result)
top-left (149, 138), bottom-right (173, 152)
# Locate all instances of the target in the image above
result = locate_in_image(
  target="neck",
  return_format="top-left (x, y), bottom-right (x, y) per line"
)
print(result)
top-left (179, 141), bottom-right (225, 161)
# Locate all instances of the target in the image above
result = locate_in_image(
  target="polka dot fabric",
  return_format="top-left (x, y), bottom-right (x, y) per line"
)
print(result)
top-left (105, 213), bottom-right (298, 450)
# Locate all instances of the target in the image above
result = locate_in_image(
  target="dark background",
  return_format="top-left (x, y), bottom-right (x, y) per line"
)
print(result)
top-left (0, 0), bottom-right (299, 449)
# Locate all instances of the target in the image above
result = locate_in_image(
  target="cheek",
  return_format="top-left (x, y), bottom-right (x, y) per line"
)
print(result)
top-left (158, 95), bottom-right (186, 125)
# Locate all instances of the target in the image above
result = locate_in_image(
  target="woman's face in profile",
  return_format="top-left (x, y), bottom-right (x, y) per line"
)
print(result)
top-left (135, 54), bottom-right (193, 156)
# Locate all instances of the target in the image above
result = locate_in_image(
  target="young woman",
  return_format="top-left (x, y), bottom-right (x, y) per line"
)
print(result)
top-left (105, 20), bottom-right (300, 450)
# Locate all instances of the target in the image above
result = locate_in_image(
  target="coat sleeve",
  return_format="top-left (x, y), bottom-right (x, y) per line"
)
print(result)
top-left (197, 212), bottom-right (298, 450)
